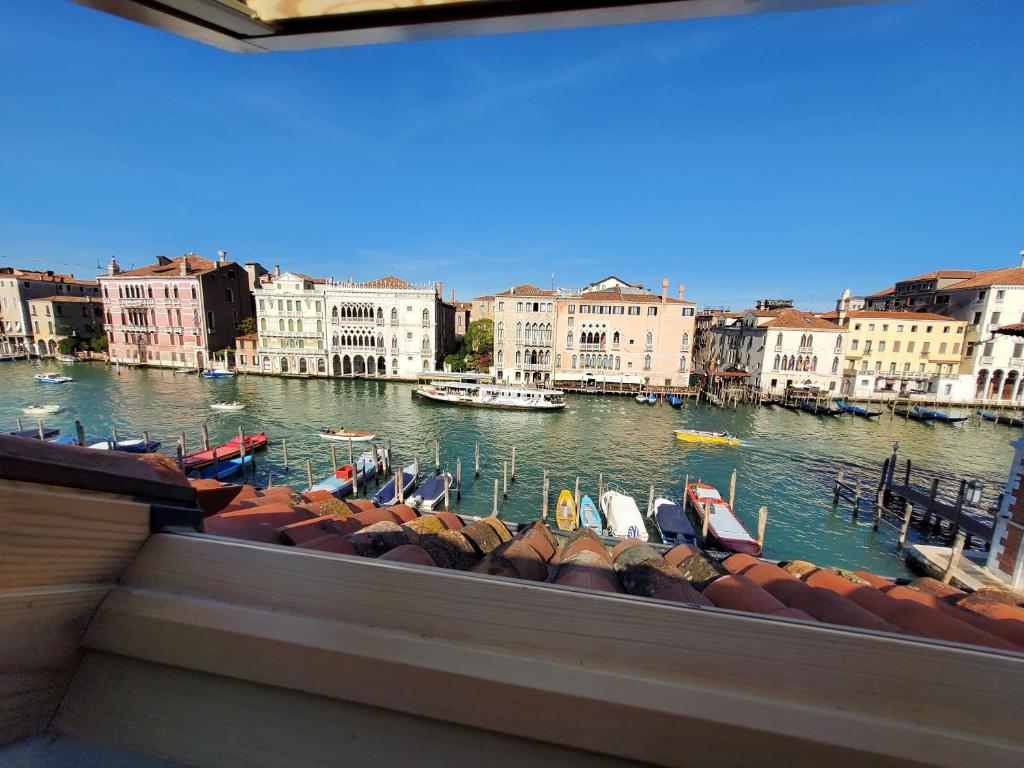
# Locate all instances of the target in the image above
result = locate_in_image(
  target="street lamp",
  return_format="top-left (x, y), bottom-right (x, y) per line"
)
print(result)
top-left (966, 480), bottom-right (983, 506)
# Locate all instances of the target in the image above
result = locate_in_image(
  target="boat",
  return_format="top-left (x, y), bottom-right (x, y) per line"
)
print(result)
top-left (182, 433), bottom-right (269, 470)
top-left (646, 393), bottom-right (658, 405)
top-left (201, 369), bottom-right (235, 379)
top-left (408, 471), bottom-right (455, 511)
top-left (635, 393), bottom-right (647, 403)
top-left (797, 400), bottom-right (843, 416)
top-left (673, 429), bottom-right (740, 447)
top-left (47, 434), bottom-right (80, 445)
top-left (835, 399), bottom-right (882, 418)
top-left (651, 496), bottom-right (699, 547)
top-left (978, 409), bottom-right (1024, 428)
top-left (55, 354), bottom-right (78, 363)
top-left (414, 382), bottom-right (566, 410)
top-left (599, 490), bottom-right (648, 541)
top-left (34, 372), bottom-right (73, 384)
top-left (892, 405), bottom-right (936, 422)
top-left (89, 437), bottom-right (162, 453)
top-left (914, 406), bottom-right (968, 424)
top-left (666, 394), bottom-right (684, 409)
top-left (555, 489), bottom-right (578, 532)
top-left (372, 463), bottom-right (419, 506)
top-left (9, 427), bottom-right (60, 440)
top-left (578, 494), bottom-right (602, 532)
top-left (188, 453), bottom-right (254, 481)
top-left (318, 428), bottom-right (376, 442)
top-left (22, 403), bottom-right (62, 415)
top-left (685, 482), bottom-right (761, 556)
top-left (309, 448), bottom-right (384, 498)
top-left (173, 367), bottom-right (195, 374)
top-left (210, 401), bottom-right (246, 411)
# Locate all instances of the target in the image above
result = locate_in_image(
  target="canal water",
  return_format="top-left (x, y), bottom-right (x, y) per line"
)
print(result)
top-left (3, 360), bottom-right (1015, 577)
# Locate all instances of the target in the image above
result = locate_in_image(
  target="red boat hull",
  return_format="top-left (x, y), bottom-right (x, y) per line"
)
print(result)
top-left (183, 433), bottom-right (268, 470)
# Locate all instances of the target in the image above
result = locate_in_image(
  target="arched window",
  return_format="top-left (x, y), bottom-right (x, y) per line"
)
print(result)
top-left (278, 319), bottom-right (284, 331)
top-left (190, 286), bottom-right (196, 300)
top-left (546, 323), bottom-right (552, 343)
top-left (555, 354), bottom-right (561, 368)
top-left (497, 322), bottom-right (504, 341)
top-left (173, 286), bottom-right (179, 299)
top-left (391, 335), bottom-right (398, 350)
top-left (515, 351), bottom-right (522, 365)
top-left (516, 322), bottom-right (522, 342)
top-left (317, 358), bottom-right (326, 373)
top-left (296, 320), bottom-right (303, 332)
top-left (422, 308), bottom-right (429, 325)
top-left (331, 306), bottom-right (339, 319)
top-left (645, 331), bottom-right (653, 348)
top-left (390, 307), bottom-right (398, 323)
top-left (774, 354), bottom-right (780, 370)
top-left (811, 356), bottom-right (818, 371)
top-left (567, 331), bottom-right (573, 346)
top-left (835, 336), bottom-right (842, 352)
top-left (831, 356), bottom-right (839, 374)
top-left (807, 334), bottom-right (813, 347)
top-left (681, 332), bottom-right (689, 351)
top-left (299, 358), bottom-right (308, 373)
top-left (615, 356), bottom-right (620, 370)
top-left (377, 307), bottom-right (383, 323)
top-left (163, 286), bottom-right (169, 299)
top-left (497, 350), bottom-right (504, 365)
top-left (643, 355), bottom-right (652, 370)
top-left (287, 319), bottom-right (294, 332)
top-left (316, 320), bottom-right (322, 332)
top-left (260, 318), bottom-right (266, 332)
top-left (421, 335), bottom-right (430, 353)
top-left (571, 355), bottom-right (577, 368)
top-left (776, 332), bottom-right (783, 348)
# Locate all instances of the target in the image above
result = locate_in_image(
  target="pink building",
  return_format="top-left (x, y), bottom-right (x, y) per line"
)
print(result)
top-left (99, 252), bottom-right (255, 369)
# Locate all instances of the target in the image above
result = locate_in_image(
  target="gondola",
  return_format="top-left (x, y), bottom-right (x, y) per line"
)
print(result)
top-left (978, 409), bottom-right (1024, 428)
top-left (835, 399), bottom-right (882, 418)
top-left (914, 406), bottom-right (968, 424)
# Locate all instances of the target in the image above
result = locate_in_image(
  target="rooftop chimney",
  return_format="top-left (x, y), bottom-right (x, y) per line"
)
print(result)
top-left (274, 264), bottom-right (281, 279)
top-left (436, 281), bottom-right (442, 299)
top-left (1019, 249), bottom-right (1024, 269)
top-left (450, 289), bottom-right (456, 303)
top-left (661, 278), bottom-right (669, 304)
top-left (107, 256), bottom-right (121, 276)
top-left (218, 249), bottom-right (227, 264)
top-left (180, 258), bottom-right (188, 276)
top-left (678, 283), bottom-right (685, 302)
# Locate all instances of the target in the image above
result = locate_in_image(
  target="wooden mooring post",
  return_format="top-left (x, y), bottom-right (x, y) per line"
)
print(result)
top-left (897, 503), bottom-right (913, 554)
top-left (434, 440), bottom-right (440, 471)
top-left (443, 474), bottom-right (450, 511)
top-left (306, 459), bottom-right (313, 491)
top-left (492, 478), bottom-right (499, 516)
top-left (950, 479), bottom-right (967, 541)
top-left (180, 431), bottom-right (187, 458)
top-left (757, 506), bottom-right (768, 550)
top-left (331, 444), bottom-right (338, 473)
top-left (201, 424), bottom-right (210, 451)
top-left (396, 470), bottom-right (404, 505)
top-left (598, 472), bottom-right (604, 502)
top-left (924, 478), bottom-right (940, 529)
top-left (574, 476), bottom-right (580, 512)
top-left (455, 458), bottom-right (462, 500)
top-left (16, 417), bottom-right (23, 431)
top-left (75, 420), bottom-right (86, 447)
top-left (942, 532), bottom-right (967, 585)
top-left (511, 446), bottom-right (516, 482)
top-left (502, 461), bottom-right (508, 498)
top-left (853, 477), bottom-right (862, 519)
top-left (474, 441), bottom-right (480, 477)
top-left (541, 470), bottom-right (549, 521)
top-left (728, 469), bottom-right (737, 508)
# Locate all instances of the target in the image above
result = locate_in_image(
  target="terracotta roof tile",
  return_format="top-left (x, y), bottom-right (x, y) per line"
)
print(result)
top-left (843, 310), bottom-right (960, 322)
top-left (345, 521), bottom-right (410, 558)
top-left (473, 538), bottom-right (550, 582)
top-left (204, 504), bottom-right (316, 533)
top-left (105, 254), bottom-right (225, 279)
top-left (297, 533), bottom-right (358, 555)
top-left (378, 544), bottom-right (436, 567)
top-left (703, 574), bottom-right (788, 615)
top-left (359, 276), bottom-right (414, 290)
top-left (764, 309), bottom-right (845, 330)
top-left (613, 542), bottom-right (712, 606)
top-left (279, 516), bottom-right (343, 545)
top-left (578, 287), bottom-right (687, 305)
top-left (494, 284), bottom-right (554, 297)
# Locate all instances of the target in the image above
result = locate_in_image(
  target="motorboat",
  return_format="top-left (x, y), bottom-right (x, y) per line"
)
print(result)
top-left (635, 394), bottom-right (647, 404)
top-left (835, 400), bottom-right (882, 418)
top-left (22, 403), bottom-right (62, 416)
top-left (373, 463), bottom-right (419, 506)
top-left (674, 429), bottom-right (740, 447)
top-left (55, 354), bottom-right (78, 363)
top-left (189, 453), bottom-right (253, 481)
top-left (599, 490), bottom-right (648, 541)
top-left (201, 369), bottom-right (235, 379)
top-left (414, 382), bottom-right (566, 410)
top-left (309, 448), bottom-right (385, 498)
top-left (555, 489), bottom-right (577, 532)
top-left (210, 401), bottom-right (246, 412)
top-left (89, 437), bottom-right (162, 453)
top-left (408, 471), bottom-right (455, 512)
top-left (685, 482), bottom-right (761, 556)
top-left (578, 494), bottom-right (602, 533)
top-left (319, 428), bottom-right (376, 442)
top-left (182, 433), bottom-right (268, 470)
top-left (34, 372), bottom-right (73, 384)
top-left (651, 497), bottom-right (699, 547)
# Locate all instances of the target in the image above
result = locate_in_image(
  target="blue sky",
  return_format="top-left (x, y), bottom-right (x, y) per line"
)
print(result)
top-left (1, 0), bottom-right (1021, 309)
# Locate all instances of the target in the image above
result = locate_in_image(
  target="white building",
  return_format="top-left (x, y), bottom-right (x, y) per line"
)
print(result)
top-left (709, 308), bottom-right (847, 395)
top-left (254, 269), bottom-right (328, 376)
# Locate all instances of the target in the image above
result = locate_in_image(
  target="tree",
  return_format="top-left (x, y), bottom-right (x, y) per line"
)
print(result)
top-left (57, 337), bottom-right (77, 355)
top-left (464, 318), bottom-right (493, 355)
top-left (444, 352), bottom-right (468, 372)
top-left (236, 316), bottom-right (257, 336)
top-left (89, 334), bottom-right (108, 353)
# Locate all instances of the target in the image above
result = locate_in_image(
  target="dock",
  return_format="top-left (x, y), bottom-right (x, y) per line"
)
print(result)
top-left (905, 544), bottom-right (1015, 593)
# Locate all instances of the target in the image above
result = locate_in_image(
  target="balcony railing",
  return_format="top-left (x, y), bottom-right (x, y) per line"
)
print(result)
top-left (330, 316), bottom-right (375, 325)
top-left (980, 355), bottom-right (994, 365)
top-left (798, 345), bottom-right (813, 353)
top-left (1012, 357), bottom-right (1023, 367)
top-left (578, 343), bottom-right (604, 351)
top-left (521, 362), bottom-right (550, 371)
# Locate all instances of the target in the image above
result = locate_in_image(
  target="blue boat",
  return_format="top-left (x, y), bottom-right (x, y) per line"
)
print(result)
top-left (373, 463), bottom-right (419, 506)
top-left (9, 427), bottom-right (60, 440)
top-left (914, 406), bottom-right (968, 424)
top-left (309, 450), bottom-right (381, 498)
top-left (189, 453), bottom-right (253, 481)
top-left (835, 399), bottom-right (882, 418)
top-left (978, 409), bottom-right (1024, 428)
top-left (578, 494), bottom-right (602, 532)
top-left (652, 496), bottom-right (699, 546)
top-left (892, 404), bottom-right (935, 422)
top-left (409, 471), bottom-right (455, 512)
top-left (797, 400), bottom-right (842, 416)
top-left (666, 394), bottom-right (684, 409)
top-left (200, 369), bottom-right (235, 379)
top-left (646, 393), bottom-right (658, 405)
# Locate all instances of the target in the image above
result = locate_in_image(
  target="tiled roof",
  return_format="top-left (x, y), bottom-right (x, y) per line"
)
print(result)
top-left (193, 478), bottom-right (1024, 652)
top-left (843, 310), bottom-right (958, 322)
top-left (105, 255), bottom-right (222, 279)
top-left (494, 284), bottom-right (553, 297)
top-left (27, 295), bottom-right (102, 304)
top-left (235, 332), bottom-right (258, 341)
top-left (900, 270), bottom-right (978, 283)
top-left (272, 271), bottom-right (327, 284)
top-left (946, 267), bottom-right (1024, 289)
top-left (866, 286), bottom-right (896, 298)
top-left (579, 286), bottom-right (688, 304)
top-left (0, 267), bottom-right (97, 286)
top-left (764, 309), bottom-right (844, 330)
top-left (359, 276), bottom-right (414, 290)
top-left (473, 295), bottom-right (494, 301)
top-left (995, 323), bottom-right (1024, 337)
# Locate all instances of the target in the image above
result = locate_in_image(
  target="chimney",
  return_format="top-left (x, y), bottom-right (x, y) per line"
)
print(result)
top-left (450, 289), bottom-right (456, 303)
top-left (218, 249), bottom-right (227, 264)
top-left (661, 278), bottom-right (669, 304)
top-left (273, 264), bottom-right (281, 279)
top-left (436, 281), bottom-right (442, 299)
top-left (107, 256), bottom-right (121, 276)
top-left (678, 283), bottom-right (685, 302)
top-left (1019, 249), bottom-right (1024, 269)
top-left (180, 258), bottom-right (188, 276)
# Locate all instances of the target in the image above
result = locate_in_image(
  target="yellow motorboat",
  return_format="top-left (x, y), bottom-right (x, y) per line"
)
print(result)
top-left (674, 429), bottom-right (741, 447)
top-left (555, 489), bottom-right (578, 532)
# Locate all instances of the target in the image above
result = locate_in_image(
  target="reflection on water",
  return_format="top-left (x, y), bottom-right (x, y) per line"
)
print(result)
top-left (3, 360), bottom-right (1015, 577)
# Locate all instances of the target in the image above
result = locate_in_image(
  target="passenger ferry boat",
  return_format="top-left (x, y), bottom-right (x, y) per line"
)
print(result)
top-left (414, 381), bottom-right (567, 410)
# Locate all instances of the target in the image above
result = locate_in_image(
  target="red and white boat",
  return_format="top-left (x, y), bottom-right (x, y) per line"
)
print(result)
top-left (183, 433), bottom-right (268, 470)
top-left (685, 481), bottom-right (761, 556)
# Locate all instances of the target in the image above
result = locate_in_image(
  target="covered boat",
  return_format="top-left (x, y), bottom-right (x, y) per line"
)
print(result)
top-left (578, 494), bottom-right (602, 532)
top-left (797, 400), bottom-right (842, 416)
top-left (9, 427), bottom-right (60, 440)
top-left (914, 406), bottom-right (968, 424)
top-left (555, 489), bottom-right (577, 532)
top-left (599, 490), bottom-right (648, 541)
top-left (674, 429), bottom-right (740, 447)
top-left (634, 394), bottom-right (647, 403)
top-left (685, 482), bottom-right (760, 556)
top-left (892, 405), bottom-right (936, 422)
top-left (89, 437), bottom-right (162, 453)
top-left (22, 403), bottom-right (62, 416)
top-left (188, 453), bottom-right (253, 481)
top-left (182, 433), bottom-right (268, 470)
top-left (646, 393), bottom-right (658, 404)
top-left (835, 400), bottom-right (881, 418)
top-left (408, 470), bottom-right (455, 512)
top-left (319, 428), bottom-right (376, 442)
top-left (978, 409), bottom-right (1024, 428)
top-left (651, 497), bottom-right (699, 547)
top-left (309, 449), bottom-right (384, 498)
top-left (373, 463), bottom-right (419, 506)
top-left (667, 394), bottom-right (684, 409)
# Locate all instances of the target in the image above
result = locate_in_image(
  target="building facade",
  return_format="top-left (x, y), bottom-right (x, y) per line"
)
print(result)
top-left (0, 268), bottom-right (100, 357)
top-left (492, 285), bottom-right (556, 385)
top-left (26, 295), bottom-right (104, 357)
top-left (471, 295), bottom-right (495, 322)
top-left (709, 308), bottom-right (847, 395)
top-left (99, 253), bottom-right (255, 369)
top-left (253, 269), bottom-right (327, 376)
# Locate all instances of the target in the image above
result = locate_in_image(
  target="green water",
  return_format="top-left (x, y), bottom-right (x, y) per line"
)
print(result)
top-left (3, 360), bottom-right (1015, 577)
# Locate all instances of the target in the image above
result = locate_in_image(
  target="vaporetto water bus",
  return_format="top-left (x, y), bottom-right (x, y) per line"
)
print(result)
top-left (413, 381), bottom-right (567, 410)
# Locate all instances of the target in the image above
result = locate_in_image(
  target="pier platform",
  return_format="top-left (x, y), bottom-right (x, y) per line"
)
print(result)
top-left (906, 544), bottom-right (1021, 595)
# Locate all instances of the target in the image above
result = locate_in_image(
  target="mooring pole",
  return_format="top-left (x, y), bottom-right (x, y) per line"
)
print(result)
top-left (503, 461), bottom-right (508, 497)
top-left (492, 478), bottom-right (499, 516)
top-left (511, 446), bottom-right (516, 481)
top-left (474, 441), bottom-right (480, 477)
top-left (306, 459), bottom-right (313, 491)
top-left (897, 503), bottom-right (913, 554)
top-left (443, 473), bottom-right (450, 511)
top-left (282, 438), bottom-right (289, 471)
top-left (455, 458), bottom-right (462, 500)
top-left (434, 440), bottom-right (440, 471)
top-left (331, 444), bottom-right (338, 473)
top-left (943, 532), bottom-right (967, 585)
top-left (541, 469), bottom-right (549, 521)
top-left (728, 469), bottom-right (737, 508)
top-left (757, 506), bottom-right (768, 550)
top-left (201, 423), bottom-right (210, 451)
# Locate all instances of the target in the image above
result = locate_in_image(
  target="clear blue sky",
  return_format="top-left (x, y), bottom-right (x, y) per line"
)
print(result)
top-left (1, 1), bottom-right (1021, 309)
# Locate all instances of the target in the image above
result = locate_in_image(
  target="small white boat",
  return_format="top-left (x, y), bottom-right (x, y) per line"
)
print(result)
top-left (635, 393), bottom-right (647, 403)
top-left (319, 428), bottom-right (376, 442)
top-left (23, 403), bottom-right (63, 416)
top-left (599, 490), bottom-right (649, 541)
top-left (201, 368), bottom-right (235, 379)
top-left (210, 401), bottom-right (246, 411)
top-left (34, 372), bottom-right (73, 384)
top-left (56, 354), bottom-right (79, 363)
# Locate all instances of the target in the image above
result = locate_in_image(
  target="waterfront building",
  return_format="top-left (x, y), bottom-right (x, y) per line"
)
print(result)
top-left (25, 295), bottom-right (104, 357)
top-left (826, 310), bottom-right (968, 400)
top-left (252, 268), bottom-right (328, 376)
top-left (99, 253), bottom-right (256, 369)
top-left (863, 254), bottom-right (1024, 401)
top-left (693, 309), bottom-right (734, 376)
top-left (553, 279), bottom-right (696, 388)
top-left (0, 267), bottom-right (99, 357)
top-left (709, 307), bottom-right (847, 395)
top-left (451, 294), bottom-right (472, 341)
top-left (471, 294), bottom-right (494, 321)
top-left (491, 284), bottom-right (556, 385)
top-left (234, 332), bottom-right (260, 374)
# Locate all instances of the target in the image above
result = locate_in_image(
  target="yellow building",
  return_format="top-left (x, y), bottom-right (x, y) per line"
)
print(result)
top-left (26, 295), bottom-right (104, 357)
top-left (830, 310), bottom-right (967, 400)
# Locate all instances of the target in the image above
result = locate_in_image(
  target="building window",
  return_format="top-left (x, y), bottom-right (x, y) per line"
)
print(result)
top-left (647, 307), bottom-right (657, 316)
top-left (643, 355), bottom-right (652, 371)
top-left (497, 322), bottom-right (504, 341)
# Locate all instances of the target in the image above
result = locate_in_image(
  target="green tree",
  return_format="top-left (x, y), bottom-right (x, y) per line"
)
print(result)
top-left (464, 318), bottom-right (493, 355)
top-left (57, 337), bottom-right (78, 355)
top-left (89, 334), bottom-right (108, 353)
top-left (444, 352), bottom-right (468, 372)
top-left (236, 316), bottom-right (257, 336)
